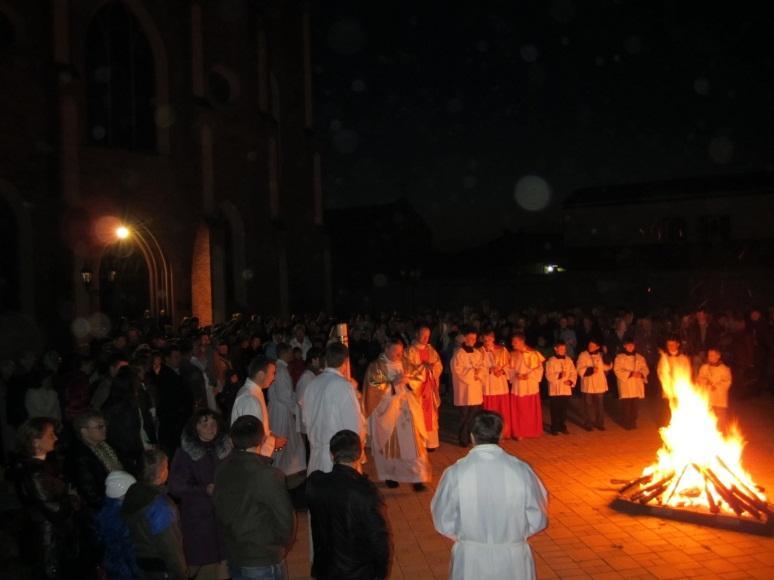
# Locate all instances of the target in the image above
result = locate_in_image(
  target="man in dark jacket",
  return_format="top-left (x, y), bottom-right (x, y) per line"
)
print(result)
top-left (213, 415), bottom-right (295, 580)
top-left (121, 449), bottom-right (187, 580)
top-left (306, 429), bottom-right (391, 580)
top-left (155, 345), bottom-right (192, 456)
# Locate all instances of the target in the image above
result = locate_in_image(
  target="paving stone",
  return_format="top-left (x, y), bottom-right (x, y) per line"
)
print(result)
top-left (284, 398), bottom-right (774, 578)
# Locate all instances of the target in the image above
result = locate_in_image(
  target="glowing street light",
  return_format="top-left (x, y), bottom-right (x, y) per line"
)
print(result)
top-left (116, 226), bottom-right (130, 240)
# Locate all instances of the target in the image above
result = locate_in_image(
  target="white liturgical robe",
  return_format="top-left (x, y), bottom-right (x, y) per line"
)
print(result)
top-left (613, 352), bottom-right (649, 399)
top-left (576, 351), bottom-right (610, 394)
top-left (509, 349), bottom-right (545, 396)
top-left (545, 356), bottom-right (577, 396)
top-left (231, 378), bottom-right (275, 457)
top-left (451, 346), bottom-right (484, 406)
top-left (295, 368), bottom-right (316, 434)
top-left (697, 362), bottom-right (732, 409)
top-left (268, 360), bottom-right (307, 475)
top-left (302, 367), bottom-right (365, 474)
top-left (657, 352), bottom-right (692, 399)
top-left (431, 444), bottom-right (548, 580)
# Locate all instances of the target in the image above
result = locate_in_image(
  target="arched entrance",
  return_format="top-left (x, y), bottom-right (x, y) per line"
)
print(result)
top-left (98, 238), bottom-right (150, 323)
top-left (92, 219), bottom-right (173, 325)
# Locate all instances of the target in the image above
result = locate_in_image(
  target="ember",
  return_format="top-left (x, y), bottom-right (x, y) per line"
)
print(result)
top-left (612, 362), bottom-right (772, 535)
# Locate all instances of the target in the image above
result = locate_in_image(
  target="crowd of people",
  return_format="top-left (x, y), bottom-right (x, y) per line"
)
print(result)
top-left (0, 303), bottom-right (772, 579)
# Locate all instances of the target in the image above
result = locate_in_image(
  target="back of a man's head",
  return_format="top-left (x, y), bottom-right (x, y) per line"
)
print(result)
top-left (230, 415), bottom-right (265, 450)
top-left (141, 448), bottom-right (169, 485)
top-left (248, 355), bottom-right (272, 380)
top-left (330, 429), bottom-right (362, 465)
top-left (471, 411), bottom-right (504, 445)
top-left (325, 342), bottom-right (349, 369)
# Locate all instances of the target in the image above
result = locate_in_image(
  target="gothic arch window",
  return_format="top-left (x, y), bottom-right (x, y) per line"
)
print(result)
top-left (85, 2), bottom-right (156, 150)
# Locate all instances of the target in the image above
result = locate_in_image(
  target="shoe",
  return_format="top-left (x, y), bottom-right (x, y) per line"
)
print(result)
top-left (597, 425), bottom-right (606, 431)
top-left (412, 483), bottom-right (427, 492)
top-left (427, 448), bottom-right (437, 453)
top-left (560, 428), bottom-right (570, 435)
top-left (583, 424), bottom-right (593, 432)
top-left (550, 430), bottom-right (559, 436)
top-left (385, 480), bottom-right (399, 488)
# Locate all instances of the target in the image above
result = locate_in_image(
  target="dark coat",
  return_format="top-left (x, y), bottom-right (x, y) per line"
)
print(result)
top-left (306, 465), bottom-right (391, 580)
top-left (13, 457), bottom-right (78, 579)
top-left (168, 430), bottom-right (231, 566)
top-left (66, 437), bottom-right (111, 511)
top-left (213, 450), bottom-right (295, 568)
top-left (156, 366), bottom-right (192, 455)
top-left (103, 399), bottom-right (144, 476)
top-left (121, 481), bottom-right (186, 580)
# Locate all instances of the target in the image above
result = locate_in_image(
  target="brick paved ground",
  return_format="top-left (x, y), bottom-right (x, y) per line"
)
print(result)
top-left (288, 394), bottom-right (774, 579)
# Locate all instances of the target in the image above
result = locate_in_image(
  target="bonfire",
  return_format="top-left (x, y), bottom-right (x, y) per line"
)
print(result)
top-left (612, 361), bottom-right (771, 534)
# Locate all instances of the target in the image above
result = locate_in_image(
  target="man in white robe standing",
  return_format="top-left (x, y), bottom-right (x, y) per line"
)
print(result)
top-left (268, 343), bottom-right (307, 476)
top-left (231, 355), bottom-right (287, 457)
top-left (450, 327), bottom-right (484, 447)
top-left (365, 336), bottom-right (431, 491)
top-left (431, 410), bottom-right (548, 580)
top-left (302, 343), bottom-right (365, 475)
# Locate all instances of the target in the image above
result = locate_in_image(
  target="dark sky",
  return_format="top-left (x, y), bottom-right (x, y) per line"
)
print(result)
top-left (314, 1), bottom-right (774, 248)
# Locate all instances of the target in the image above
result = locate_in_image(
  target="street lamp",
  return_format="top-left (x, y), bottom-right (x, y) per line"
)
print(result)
top-left (116, 225), bottom-right (130, 240)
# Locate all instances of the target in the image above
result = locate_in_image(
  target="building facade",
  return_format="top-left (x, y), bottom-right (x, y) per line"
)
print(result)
top-left (0, 0), bottom-right (329, 353)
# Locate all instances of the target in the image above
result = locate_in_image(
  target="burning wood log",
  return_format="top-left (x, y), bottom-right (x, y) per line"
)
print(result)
top-left (631, 472), bottom-right (674, 502)
top-left (704, 480), bottom-right (720, 514)
top-left (715, 456), bottom-right (769, 512)
top-left (699, 466), bottom-right (746, 517)
top-left (728, 485), bottom-right (763, 520)
top-left (664, 465), bottom-right (690, 506)
top-left (617, 473), bottom-right (653, 495)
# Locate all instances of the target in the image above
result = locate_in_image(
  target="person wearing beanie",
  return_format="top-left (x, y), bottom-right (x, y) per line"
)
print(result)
top-left (95, 471), bottom-right (140, 580)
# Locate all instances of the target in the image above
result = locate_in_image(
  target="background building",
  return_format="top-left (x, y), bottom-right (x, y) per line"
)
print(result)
top-left (0, 0), bottom-right (329, 355)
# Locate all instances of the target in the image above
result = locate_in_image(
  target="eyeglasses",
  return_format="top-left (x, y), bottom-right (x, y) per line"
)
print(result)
top-left (89, 423), bottom-right (106, 430)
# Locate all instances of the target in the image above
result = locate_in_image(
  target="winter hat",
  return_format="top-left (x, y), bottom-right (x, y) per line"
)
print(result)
top-left (105, 471), bottom-right (137, 499)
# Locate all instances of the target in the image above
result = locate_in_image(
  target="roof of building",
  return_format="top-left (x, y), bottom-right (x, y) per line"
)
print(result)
top-left (564, 172), bottom-right (774, 208)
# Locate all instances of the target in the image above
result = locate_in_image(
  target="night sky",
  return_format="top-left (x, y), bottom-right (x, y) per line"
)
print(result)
top-left (314, 1), bottom-right (774, 248)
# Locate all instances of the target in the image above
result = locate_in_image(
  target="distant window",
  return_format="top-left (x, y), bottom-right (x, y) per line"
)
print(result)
top-left (697, 215), bottom-right (730, 243)
top-left (0, 12), bottom-right (15, 51)
top-left (85, 2), bottom-right (156, 150)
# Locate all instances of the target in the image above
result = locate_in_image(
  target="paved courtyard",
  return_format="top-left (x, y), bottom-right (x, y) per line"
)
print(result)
top-left (288, 395), bottom-right (774, 579)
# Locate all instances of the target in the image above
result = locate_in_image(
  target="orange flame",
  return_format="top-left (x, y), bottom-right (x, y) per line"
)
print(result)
top-left (641, 356), bottom-right (766, 515)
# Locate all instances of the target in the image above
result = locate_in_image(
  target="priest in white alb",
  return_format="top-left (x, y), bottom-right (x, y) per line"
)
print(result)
top-left (268, 343), bottom-right (307, 476)
top-left (431, 410), bottom-right (548, 580)
top-left (302, 343), bottom-right (365, 475)
top-left (365, 336), bottom-right (431, 491)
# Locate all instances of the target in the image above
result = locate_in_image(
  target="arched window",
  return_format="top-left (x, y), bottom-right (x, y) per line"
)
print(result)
top-left (85, 2), bottom-right (155, 150)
